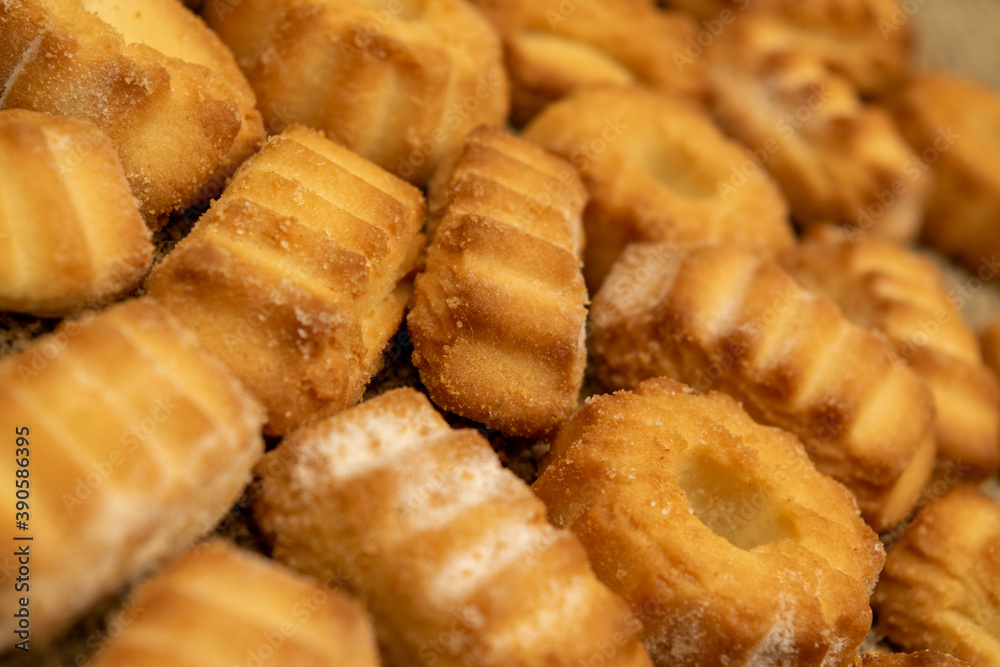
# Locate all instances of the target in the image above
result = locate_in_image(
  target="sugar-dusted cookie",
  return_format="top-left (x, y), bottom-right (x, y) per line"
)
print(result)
top-left (0, 109), bottom-right (151, 316)
top-left (0, 299), bottom-right (265, 648)
top-left (534, 377), bottom-right (884, 667)
top-left (146, 125), bottom-right (425, 435)
top-left (93, 540), bottom-right (380, 667)
top-left (205, 0), bottom-right (508, 185)
top-left (872, 486), bottom-right (1000, 666)
top-left (0, 0), bottom-right (264, 225)
top-left (410, 126), bottom-right (588, 437)
top-left (254, 388), bottom-right (652, 667)
top-left (591, 242), bottom-right (936, 531)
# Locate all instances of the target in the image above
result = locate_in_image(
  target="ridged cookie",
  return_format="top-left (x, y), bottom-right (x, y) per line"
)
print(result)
top-left (591, 242), bottom-right (936, 531)
top-left (205, 0), bottom-right (508, 185)
top-left (783, 226), bottom-right (1000, 483)
top-left (534, 377), bottom-right (884, 667)
top-left (0, 109), bottom-right (151, 316)
top-left (872, 486), bottom-right (1000, 666)
top-left (93, 540), bottom-right (380, 667)
top-left (0, 299), bottom-right (265, 648)
top-left (0, 0), bottom-right (264, 225)
top-left (707, 20), bottom-right (930, 242)
top-left (410, 125), bottom-right (588, 437)
top-left (254, 388), bottom-right (652, 667)
top-left (664, 0), bottom-right (912, 95)
top-left (146, 125), bottom-right (425, 435)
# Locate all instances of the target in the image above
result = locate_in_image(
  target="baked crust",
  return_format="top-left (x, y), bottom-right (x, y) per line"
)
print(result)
top-left (146, 125), bottom-right (425, 435)
top-left (0, 299), bottom-right (265, 649)
top-left (534, 377), bottom-right (884, 667)
top-left (890, 72), bottom-right (1000, 275)
top-left (0, 0), bottom-right (264, 226)
top-left (871, 486), bottom-right (1000, 666)
top-left (783, 226), bottom-right (1000, 483)
top-left (467, 0), bottom-right (704, 125)
top-left (92, 540), bottom-right (381, 666)
top-left (409, 126), bottom-right (588, 437)
top-left (707, 19), bottom-right (930, 242)
top-left (205, 0), bottom-right (508, 185)
top-left (253, 388), bottom-right (652, 667)
top-left (523, 85), bottom-right (794, 292)
top-left (664, 0), bottom-right (911, 95)
top-left (590, 242), bottom-right (936, 531)
top-left (0, 109), bottom-right (152, 317)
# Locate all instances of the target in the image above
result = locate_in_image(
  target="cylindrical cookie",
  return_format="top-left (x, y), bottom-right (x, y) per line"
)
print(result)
top-left (0, 299), bottom-right (265, 648)
top-left (0, 110), bottom-right (152, 317)
top-left (872, 486), bottom-right (1000, 666)
top-left (782, 226), bottom-right (1000, 484)
top-left (205, 0), bottom-right (509, 185)
top-left (254, 388), bottom-right (652, 667)
top-left (590, 242), bottom-right (936, 531)
top-left (92, 540), bottom-right (381, 666)
top-left (410, 125), bottom-right (589, 437)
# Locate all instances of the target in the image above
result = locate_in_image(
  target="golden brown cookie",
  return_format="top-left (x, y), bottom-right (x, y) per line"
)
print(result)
top-left (783, 226), bottom-right (1000, 484)
top-left (0, 299), bottom-right (265, 649)
top-left (467, 0), bottom-right (704, 124)
top-left (664, 0), bottom-right (912, 95)
top-left (534, 377), bottom-right (885, 667)
top-left (409, 126), bottom-right (588, 437)
top-left (872, 486), bottom-right (1000, 666)
top-left (523, 85), bottom-right (794, 292)
top-left (254, 388), bottom-right (652, 667)
top-left (890, 72), bottom-right (1000, 276)
top-left (205, 0), bottom-right (508, 185)
top-left (0, 109), bottom-right (152, 317)
top-left (707, 19), bottom-right (930, 242)
top-left (92, 540), bottom-right (381, 667)
top-left (146, 125), bottom-right (425, 435)
top-left (0, 0), bottom-right (265, 226)
top-left (590, 242), bottom-right (936, 531)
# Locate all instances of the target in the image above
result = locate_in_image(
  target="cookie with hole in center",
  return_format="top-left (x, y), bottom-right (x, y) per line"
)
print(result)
top-left (534, 376), bottom-right (885, 667)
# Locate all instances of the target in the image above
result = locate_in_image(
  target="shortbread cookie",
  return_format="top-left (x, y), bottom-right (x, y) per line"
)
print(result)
top-left (890, 72), bottom-right (1000, 275)
top-left (467, 0), bottom-right (704, 124)
top-left (0, 0), bottom-right (265, 225)
top-left (0, 109), bottom-right (152, 316)
top-left (93, 540), bottom-right (380, 667)
top-left (591, 242), bottom-right (936, 531)
top-left (664, 0), bottom-right (912, 95)
top-left (0, 299), bottom-right (265, 648)
top-left (872, 486), bottom-right (1000, 666)
top-left (205, 0), bottom-right (508, 185)
top-left (146, 125), bottom-right (425, 435)
top-left (409, 126), bottom-right (588, 437)
top-left (254, 388), bottom-right (652, 667)
top-left (707, 19), bottom-right (930, 242)
top-left (523, 85), bottom-right (794, 291)
top-left (783, 226), bottom-right (1000, 483)
top-left (534, 377), bottom-right (884, 667)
